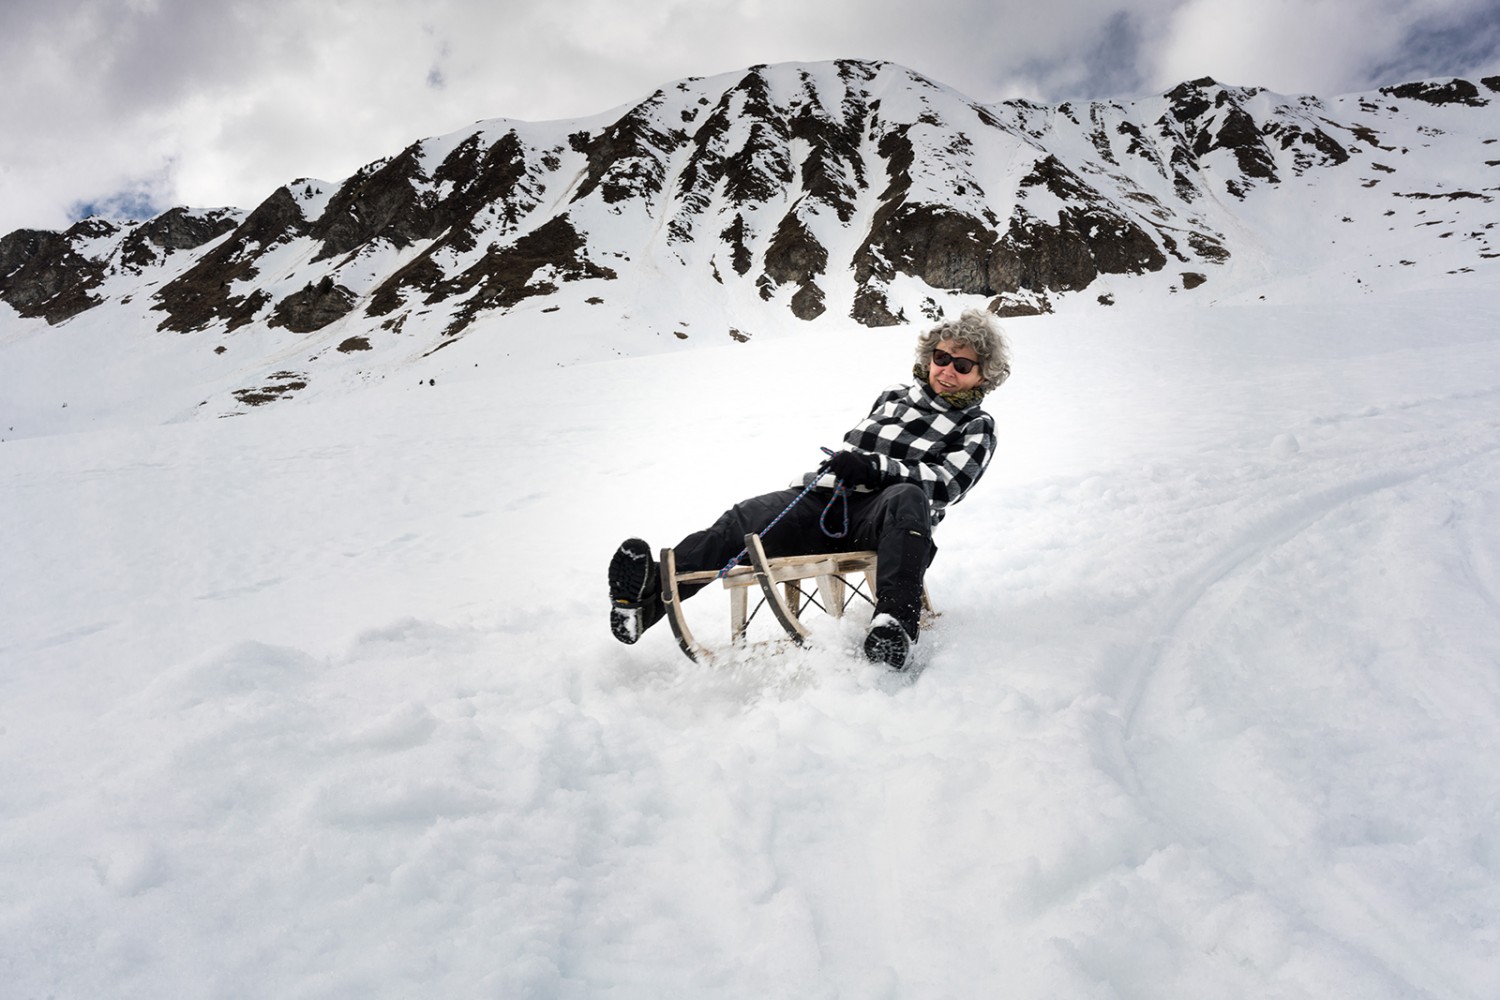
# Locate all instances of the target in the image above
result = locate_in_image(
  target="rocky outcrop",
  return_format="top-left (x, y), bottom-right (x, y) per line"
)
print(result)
top-left (310, 145), bottom-right (447, 260)
top-left (849, 145), bottom-right (1171, 323)
top-left (153, 186), bottom-right (308, 332)
top-left (762, 213), bottom-right (829, 318)
top-left (0, 222), bottom-right (112, 323)
top-left (1381, 79), bottom-right (1489, 106)
top-left (119, 207), bottom-right (240, 271)
top-left (2, 207), bottom-right (242, 324)
top-left (431, 215), bottom-right (617, 336)
top-left (862, 204), bottom-right (997, 295)
top-left (271, 276), bottom-right (357, 332)
top-left (1159, 79), bottom-right (1280, 195)
top-left (570, 95), bottom-right (686, 205)
top-left (668, 67), bottom-right (797, 249)
top-left (361, 129), bottom-right (548, 319)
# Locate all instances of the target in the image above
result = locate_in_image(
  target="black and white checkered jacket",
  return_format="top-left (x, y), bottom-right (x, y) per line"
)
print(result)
top-left (802, 382), bottom-right (996, 525)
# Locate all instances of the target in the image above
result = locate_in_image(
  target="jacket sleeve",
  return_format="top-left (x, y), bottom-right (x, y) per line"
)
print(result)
top-left (875, 410), bottom-right (996, 509)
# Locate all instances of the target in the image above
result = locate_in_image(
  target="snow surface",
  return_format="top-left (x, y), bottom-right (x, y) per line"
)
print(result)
top-left (4, 273), bottom-right (1500, 998)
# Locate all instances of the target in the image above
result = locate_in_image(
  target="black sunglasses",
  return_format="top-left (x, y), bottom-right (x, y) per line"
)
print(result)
top-left (931, 348), bottom-right (979, 376)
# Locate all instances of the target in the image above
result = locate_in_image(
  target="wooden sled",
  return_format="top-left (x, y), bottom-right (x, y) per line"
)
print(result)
top-left (660, 533), bottom-right (931, 663)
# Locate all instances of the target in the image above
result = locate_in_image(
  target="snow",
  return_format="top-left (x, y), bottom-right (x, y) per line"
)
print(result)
top-left (4, 275), bottom-right (1500, 998)
top-left (288, 179), bottom-right (337, 223)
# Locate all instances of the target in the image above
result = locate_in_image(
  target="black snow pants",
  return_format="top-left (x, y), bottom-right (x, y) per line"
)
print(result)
top-left (671, 482), bottom-right (934, 635)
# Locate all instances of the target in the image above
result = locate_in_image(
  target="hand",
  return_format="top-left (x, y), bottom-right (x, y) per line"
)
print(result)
top-left (825, 450), bottom-right (882, 490)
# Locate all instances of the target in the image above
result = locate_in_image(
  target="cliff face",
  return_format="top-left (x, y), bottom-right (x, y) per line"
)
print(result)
top-left (3, 61), bottom-right (1498, 413)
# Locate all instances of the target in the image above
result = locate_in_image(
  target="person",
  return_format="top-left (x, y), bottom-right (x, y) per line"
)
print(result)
top-left (608, 308), bottom-right (1010, 669)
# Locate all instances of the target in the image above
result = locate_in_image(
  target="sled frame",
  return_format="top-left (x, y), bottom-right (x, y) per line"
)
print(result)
top-left (660, 533), bottom-right (927, 664)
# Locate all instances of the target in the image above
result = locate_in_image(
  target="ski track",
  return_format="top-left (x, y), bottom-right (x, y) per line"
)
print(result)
top-left (1090, 415), bottom-right (1500, 999)
top-left (1112, 435), bottom-right (1500, 735)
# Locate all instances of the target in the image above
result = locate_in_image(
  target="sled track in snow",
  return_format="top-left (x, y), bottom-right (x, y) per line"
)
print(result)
top-left (1111, 438), bottom-right (1500, 737)
top-left (1091, 434), bottom-right (1500, 999)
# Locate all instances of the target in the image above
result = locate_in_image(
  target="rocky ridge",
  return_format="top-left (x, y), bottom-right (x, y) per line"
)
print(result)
top-left (3, 61), bottom-right (1499, 413)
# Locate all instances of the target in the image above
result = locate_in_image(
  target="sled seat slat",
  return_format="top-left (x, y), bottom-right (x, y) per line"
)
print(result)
top-left (673, 550), bottom-right (879, 589)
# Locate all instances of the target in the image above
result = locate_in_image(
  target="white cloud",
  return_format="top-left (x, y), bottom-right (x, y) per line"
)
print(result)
top-left (1152, 0), bottom-right (1500, 94)
top-left (2, 0), bottom-right (1498, 236)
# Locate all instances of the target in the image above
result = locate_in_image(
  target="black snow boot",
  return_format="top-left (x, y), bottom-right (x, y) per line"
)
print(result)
top-left (863, 613), bottom-right (916, 671)
top-left (609, 537), bottom-right (663, 644)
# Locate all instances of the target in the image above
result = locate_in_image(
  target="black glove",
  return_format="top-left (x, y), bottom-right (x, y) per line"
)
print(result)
top-left (825, 450), bottom-right (882, 490)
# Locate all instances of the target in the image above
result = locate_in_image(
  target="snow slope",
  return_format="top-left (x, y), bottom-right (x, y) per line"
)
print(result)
top-left (4, 272), bottom-right (1500, 997)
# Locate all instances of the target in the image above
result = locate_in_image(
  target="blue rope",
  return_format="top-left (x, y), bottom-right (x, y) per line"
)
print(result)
top-left (715, 447), bottom-right (852, 578)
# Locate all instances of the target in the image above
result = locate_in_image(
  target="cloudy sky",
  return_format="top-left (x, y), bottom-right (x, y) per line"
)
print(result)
top-left (4, 0), bottom-right (1499, 236)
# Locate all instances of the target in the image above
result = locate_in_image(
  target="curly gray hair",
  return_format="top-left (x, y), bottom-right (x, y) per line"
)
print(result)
top-left (915, 308), bottom-right (1011, 388)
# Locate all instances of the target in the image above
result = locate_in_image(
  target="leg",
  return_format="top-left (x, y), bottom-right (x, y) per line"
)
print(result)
top-left (848, 483), bottom-right (932, 639)
top-left (670, 488), bottom-right (836, 599)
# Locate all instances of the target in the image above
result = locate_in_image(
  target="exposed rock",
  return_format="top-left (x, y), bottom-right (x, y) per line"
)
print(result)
top-left (789, 90), bottom-right (867, 222)
top-left (342, 130), bottom-right (545, 321)
top-left (724, 128), bottom-right (792, 208)
top-left (762, 212), bottom-right (829, 318)
top-left (1059, 204), bottom-right (1170, 277)
top-left (667, 87), bottom-right (740, 243)
top-left (1167, 78), bottom-right (1218, 123)
top-left (991, 210), bottom-right (1097, 293)
top-left (434, 131), bottom-right (539, 248)
top-left (1381, 79), bottom-right (1488, 107)
top-left (851, 284), bottom-right (904, 326)
top-left (1204, 103), bottom-right (1279, 182)
top-left (366, 256), bottom-right (444, 319)
top-left (789, 282), bottom-right (826, 320)
top-left (0, 222), bottom-right (112, 323)
top-left (989, 291), bottom-right (1053, 317)
top-left (153, 186), bottom-right (309, 332)
top-left (1267, 119), bottom-right (1351, 173)
top-left (1117, 119), bottom-right (1167, 176)
top-left (719, 214), bottom-right (753, 276)
top-left (271, 276), bottom-right (357, 332)
top-left (1012, 156), bottom-right (1170, 277)
top-left (849, 138), bottom-right (1177, 312)
top-left (119, 208), bottom-right (240, 270)
top-left (866, 203), bottom-right (997, 293)
top-left (1187, 231), bottom-right (1231, 262)
top-left (310, 145), bottom-right (445, 260)
top-left (571, 95), bottom-right (685, 205)
top-left (434, 216), bottom-right (617, 336)
top-left (233, 370), bottom-right (308, 406)
top-left (1160, 81), bottom-right (1283, 194)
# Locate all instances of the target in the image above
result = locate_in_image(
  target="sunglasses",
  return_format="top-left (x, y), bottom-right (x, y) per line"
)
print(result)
top-left (931, 349), bottom-right (979, 376)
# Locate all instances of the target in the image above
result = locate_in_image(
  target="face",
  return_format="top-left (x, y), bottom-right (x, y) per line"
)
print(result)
top-left (927, 339), bottom-right (984, 395)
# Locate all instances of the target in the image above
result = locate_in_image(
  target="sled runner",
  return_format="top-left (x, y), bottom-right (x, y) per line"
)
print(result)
top-left (659, 533), bottom-right (931, 663)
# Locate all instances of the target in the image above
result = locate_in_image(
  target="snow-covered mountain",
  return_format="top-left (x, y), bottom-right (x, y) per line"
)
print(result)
top-left (2, 61), bottom-right (1498, 436)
